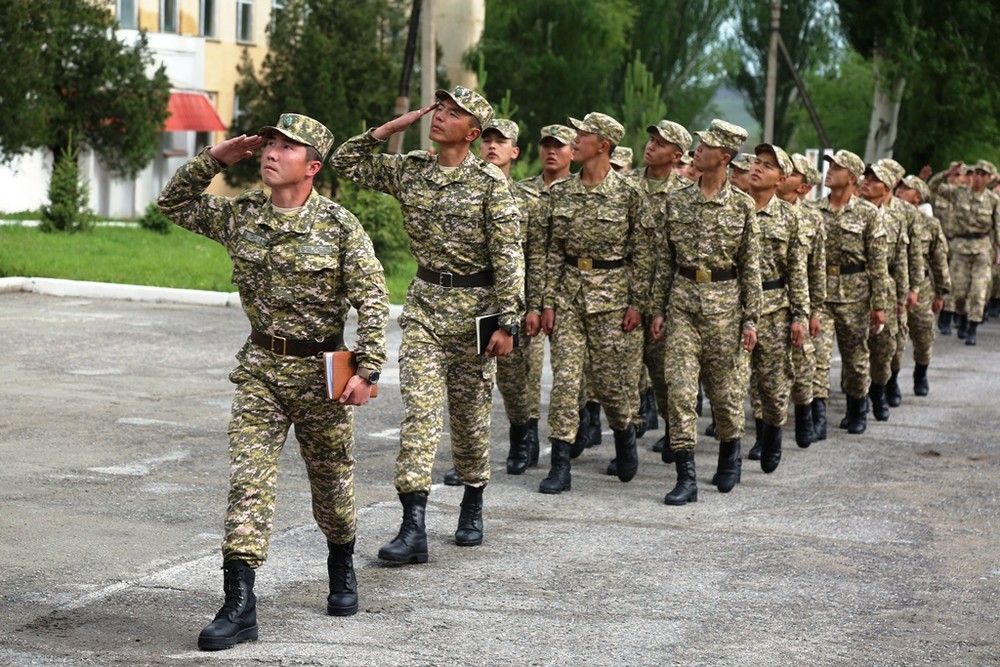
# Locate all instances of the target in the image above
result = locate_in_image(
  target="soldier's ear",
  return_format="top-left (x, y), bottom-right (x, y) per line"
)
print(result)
top-left (465, 125), bottom-right (482, 143)
top-left (305, 160), bottom-right (322, 178)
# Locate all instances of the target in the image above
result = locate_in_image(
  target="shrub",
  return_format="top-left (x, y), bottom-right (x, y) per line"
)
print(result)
top-left (336, 180), bottom-right (411, 268)
top-left (40, 140), bottom-right (94, 233)
top-left (139, 202), bottom-right (172, 234)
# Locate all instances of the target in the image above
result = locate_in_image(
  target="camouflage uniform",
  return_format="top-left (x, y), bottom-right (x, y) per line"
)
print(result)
top-left (905, 178), bottom-right (952, 366)
top-left (928, 165), bottom-right (962, 314)
top-left (330, 117), bottom-right (524, 494)
top-left (157, 116), bottom-right (389, 567)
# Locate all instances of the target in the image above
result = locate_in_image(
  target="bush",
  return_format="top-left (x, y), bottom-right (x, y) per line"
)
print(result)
top-left (139, 202), bottom-right (172, 234)
top-left (336, 180), bottom-right (411, 268)
top-left (40, 140), bottom-right (94, 233)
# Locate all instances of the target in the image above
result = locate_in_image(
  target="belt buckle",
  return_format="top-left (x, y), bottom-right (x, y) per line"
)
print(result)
top-left (439, 271), bottom-right (454, 288)
top-left (828, 265), bottom-right (841, 277)
top-left (577, 257), bottom-right (593, 270)
top-left (695, 269), bottom-right (711, 283)
top-left (271, 335), bottom-right (287, 356)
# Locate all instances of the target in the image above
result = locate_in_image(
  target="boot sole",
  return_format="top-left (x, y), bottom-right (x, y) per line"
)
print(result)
top-left (539, 481), bottom-right (571, 494)
top-left (377, 551), bottom-right (429, 564)
top-left (455, 536), bottom-right (483, 547)
top-left (664, 493), bottom-right (698, 505)
top-left (327, 602), bottom-right (359, 616)
top-left (198, 625), bottom-right (258, 651)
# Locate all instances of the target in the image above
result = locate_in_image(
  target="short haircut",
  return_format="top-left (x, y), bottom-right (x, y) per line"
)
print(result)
top-left (305, 146), bottom-right (322, 164)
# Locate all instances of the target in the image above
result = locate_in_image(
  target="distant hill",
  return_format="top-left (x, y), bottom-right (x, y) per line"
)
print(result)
top-left (700, 87), bottom-right (762, 144)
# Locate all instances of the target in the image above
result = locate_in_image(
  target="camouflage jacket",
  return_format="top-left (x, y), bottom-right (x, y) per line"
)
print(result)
top-left (510, 178), bottom-right (549, 314)
top-left (755, 195), bottom-right (809, 324)
top-left (791, 199), bottom-right (827, 319)
top-left (157, 149), bottom-right (389, 380)
top-left (653, 179), bottom-right (762, 332)
top-left (330, 130), bottom-right (525, 331)
top-left (816, 194), bottom-right (888, 311)
top-left (545, 168), bottom-right (656, 316)
top-left (877, 196), bottom-right (916, 304)
top-left (910, 209), bottom-right (952, 298)
top-left (929, 181), bottom-right (1000, 254)
top-left (927, 172), bottom-right (962, 239)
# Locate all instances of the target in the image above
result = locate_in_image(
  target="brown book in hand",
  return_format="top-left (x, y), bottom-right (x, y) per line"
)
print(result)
top-left (324, 351), bottom-right (378, 400)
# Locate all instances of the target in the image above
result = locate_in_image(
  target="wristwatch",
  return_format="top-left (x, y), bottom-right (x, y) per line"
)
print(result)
top-left (500, 322), bottom-right (519, 338)
top-left (357, 367), bottom-right (380, 385)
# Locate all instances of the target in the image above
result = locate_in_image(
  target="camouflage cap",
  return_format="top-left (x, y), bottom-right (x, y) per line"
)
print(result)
top-left (730, 153), bottom-right (754, 171)
top-left (791, 153), bottom-right (821, 186)
top-left (539, 124), bottom-right (575, 145)
top-left (435, 86), bottom-right (494, 129)
top-left (610, 146), bottom-right (633, 169)
top-left (483, 118), bottom-right (519, 143)
top-left (878, 158), bottom-right (905, 187)
top-left (258, 113), bottom-right (335, 160)
top-left (754, 143), bottom-right (793, 176)
top-left (864, 162), bottom-right (895, 188)
top-left (695, 118), bottom-right (748, 152)
top-left (680, 151), bottom-right (693, 165)
top-left (901, 175), bottom-right (931, 201)
top-left (568, 112), bottom-right (626, 145)
top-left (647, 119), bottom-right (692, 152)
top-left (973, 159), bottom-right (998, 176)
top-left (823, 149), bottom-right (865, 178)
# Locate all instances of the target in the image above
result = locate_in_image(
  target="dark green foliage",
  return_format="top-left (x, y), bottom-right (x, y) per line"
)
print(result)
top-left (139, 202), bottom-right (173, 235)
top-left (336, 181), bottom-right (410, 268)
top-left (40, 141), bottom-right (93, 233)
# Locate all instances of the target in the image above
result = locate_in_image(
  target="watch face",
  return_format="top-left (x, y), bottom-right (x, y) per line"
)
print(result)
top-left (367, 371), bottom-right (380, 384)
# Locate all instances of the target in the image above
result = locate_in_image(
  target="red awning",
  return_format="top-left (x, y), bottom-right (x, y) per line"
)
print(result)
top-left (164, 92), bottom-right (227, 132)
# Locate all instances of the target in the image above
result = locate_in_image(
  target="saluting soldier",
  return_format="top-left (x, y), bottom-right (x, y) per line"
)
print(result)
top-left (924, 161), bottom-right (965, 334)
top-left (158, 114), bottom-right (390, 648)
top-left (331, 87), bottom-right (525, 562)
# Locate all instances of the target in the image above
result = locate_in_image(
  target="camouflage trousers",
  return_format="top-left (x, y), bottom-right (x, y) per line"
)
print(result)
top-left (224, 365), bottom-right (356, 568)
top-left (496, 330), bottom-right (545, 424)
top-left (942, 244), bottom-right (955, 312)
top-left (909, 282), bottom-right (937, 366)
top-left (891, 308), bottom-right (909, 373)
top-left (642, 314), bottom-right (670, 419)
top-left (816, 300), bottom-right (873, 400)
top-left (790, 332), bottom-right (817, 406)
top-left (750, 308), bottom-right (793, 426)
top-left (665, 305), bottom-right (750, 451)
top-left (870, 304), bottom-right (901, 385)
top-left (992, 262), bottom-right (1000, 299)
top-left (548, 307), bottom-right (642, 442)
top-left (950, 241), bottom-right (993, 322)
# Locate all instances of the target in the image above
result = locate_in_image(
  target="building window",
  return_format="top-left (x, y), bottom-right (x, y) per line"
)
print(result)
top-left (271, 0), bottom-right (285, 30)
top-left (201, 0), bottom-right (217, 38)
top-left (236, 0), bottom-right (254, 43)
top-left (117, 0), bottom-right (137, 29)
top-left (233, 95), bottom-right (248, 133)
top-left (161, 0), bottom-right (179, 33)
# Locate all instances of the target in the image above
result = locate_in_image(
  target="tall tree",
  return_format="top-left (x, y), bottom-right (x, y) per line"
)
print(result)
top-left (0, 0), bottom-right (170, 176)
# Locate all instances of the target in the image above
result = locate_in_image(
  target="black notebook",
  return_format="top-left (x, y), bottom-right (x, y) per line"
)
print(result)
top-left (475, 313), bottom-right (520, 355)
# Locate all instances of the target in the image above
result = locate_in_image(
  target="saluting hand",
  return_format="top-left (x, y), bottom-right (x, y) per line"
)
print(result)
top-left (209, 134), bottom-right (264, 166)
top-left (372, 104), bottom-right (438, 141)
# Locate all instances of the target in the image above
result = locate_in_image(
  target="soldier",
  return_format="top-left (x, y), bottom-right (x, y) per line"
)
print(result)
top-left (539, 112), bottom-right (655, 494)
top-left (896, 176), bottom-right (952, 395)
top-left (924, 162), bottom-right (966, 334)
top-left (677, 150), bottom-right (700, 182)
top-left (745, 143), bottom-right (809, 473)
top-left (330, 87), bottom-right (525, 562)
top-left (814, 150), bottom-right (889, 435)
top-left (651, 119), bottom-right (761, 504)
top-left (729, 153), bottom-right (755, 193)
top-left (157, 113), bottom-right (390, 648)
top-left (777, 153), bottom-right (827, 445)
top-left (611, 146), bottom-right (634, 174)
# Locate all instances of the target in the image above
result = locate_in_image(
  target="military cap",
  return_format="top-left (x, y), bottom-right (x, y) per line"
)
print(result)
top-left (695, 119), bottom-right (748, 152)
top-left (610, 146), bottom-right (633, 169)
top-left (435, 86), bottom-right (494, 129)
top-left (864, 162), bottom-right (895, 188)
top-left (973, 159), bottom-right (998, 176)
top-left (647, 120), bottom-right (692, 152)
top-left (901, 175), bottom-right (931, 201)
top-left (539, 124), bottom-right (575, 145)
top-left (791, 153), bottom-right (821, 186)
top-left (823, 149), bottom-right (865, 178)
top-left (730, 153), bottom-right (754, 171)
top-left (755, 143), bottom-right (793, 176)
top-left (680, 150), bottom-right (694, 165)
top-left (568, 112), bottom-right (625, 145)
top-left (878, 158), bottom-right (905, 187)
top-left (483, 118), bottom-right (519, 143)
top-left (259, 113), bottom-right (335, 160)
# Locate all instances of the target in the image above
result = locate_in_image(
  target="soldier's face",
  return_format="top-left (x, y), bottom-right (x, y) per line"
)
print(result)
top-left (750, 152), bottom-right (784, 191)
top-left (693, 142), bottom-right (726, 172)
top-left (479, 131), bottom-right (518, 169)
top-left (729, 167), bottom-right (752, 193)
top-left (896, 186), bottom-right (920, 206)
top-left (429, 99), bottom-right (478, 145)
top-left (824, 163), bottom-right (852, 189)
top-left (571, 130), bottom-right (603, 162)
top-left (260, 135), bottom-right (317, 188)
top-left (778, 172), bottom-right (805, 197)
top-left (644, 135), bottom-right (681, 169)
top-left (859, 172), bottom-right (888, 201)
top-left (539, 139), bottom-right (572, 173)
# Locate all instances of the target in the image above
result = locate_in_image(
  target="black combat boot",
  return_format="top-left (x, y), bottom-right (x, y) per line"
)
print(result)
top-left (569, 407), bottom-right (591, 459)
top-left (695, 385), bottom-right (704, 416)
top-left (811, 397), bottom-right (827, 441)
top-left (442, 468), bottom-right (461, 486)
top-left (657, 421), bottom-right (674, 463)
top-left (539, 439), bottom-right (572, 494)
top-left (198, 560), bottom-right (258, 651)
top-left (845, 395), bottom-right (868, 435)
top-left (526, 417), bottom-right (540, 467)
top-left (712, 439), bottom-right (741, 492)
top-left (760, 423), bottom-right (782, 474)
top-left (377, 492), bottom-right (429, 564)
top-left (794, 403), bottom-right (814, 448)
top-left (612, 424), bottom-right (639, 482)
top-left (913, 364), bottom-right (929, 396)
top-left (505, 422), bottom-right (530, 475)
top-left (870, 383), bottom-right (889, 422)
top-left (327, 540), bottom-right (358, 616)
top-left (705, 410), bottom-right (716, 437)
top-left (965, 320), bottom-right (978, 346)
top-left (584, 401), bottom-right (603, 447)
top-left (640, 388), bottom-right (658, 434)
top-left (956, 314), bottom-right (968, 339)
top-left (455, 484), bottom-right (485, 546)
top-left (664, 449), bottom-right (698, 505)
top-left (886, 370), bottom-right (902, 407)
top-left (938, 310), bottom-right (952, 335)
top-left (748, 418), bottom-right (764, 460)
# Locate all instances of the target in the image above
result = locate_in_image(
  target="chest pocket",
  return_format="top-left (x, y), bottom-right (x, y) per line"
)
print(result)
top-left (830, 216), bottom-right (866, 259)
top-left (230, 235), bottom-right (270, 293)
top-left (406, 191), bottom-right (486, 250)
top-left (270, 246), bottom-right (341, 304)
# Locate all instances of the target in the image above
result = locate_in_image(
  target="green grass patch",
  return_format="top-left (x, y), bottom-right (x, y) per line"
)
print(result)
top-left (0, 224), bottom-right (414, 303)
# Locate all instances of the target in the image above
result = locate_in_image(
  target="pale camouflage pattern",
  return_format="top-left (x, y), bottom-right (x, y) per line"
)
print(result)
top-left (730, 153), bottom-right (754, 172)
top-left (330, 130), bottom-right (525, 493)
top-left (610, 146), bottom-right (633, 169)
top-left (654, 179), bottom-right (762, 451)
top-left (824, 150), bottom-right (865, 178)
top-left (484, 118), bottom-right (519, 142)
top-left (927, 171), bottom-right (962, 239)
top-left (819, 299), bottom-right (876, 399)
top-left (755, 143), bottom-right (793, 176)
top-left (435, 86), bottom-right (494, 129)
top-left (696, 119), bottom-right (748, 152)
top-left (539, 124), bottom-right (575, 145)
top-left (157, 148), bottom-right (390, 564)
top-left (259, 113), bottom-right (336, 160)
top-left (569, 112), bottom-right (625, 145)
top-left (647, 120), bottom-right (692, 152)
top-left (890, 199), bottom-right (927, 373)
top-left (750, 308), bottom-right (794, 426)
top-left (908, 210), bottom-right (951, 365)
top-left (787, 199), bottom-right (826, 405)
top-left (869, 198), bottom-right (912, 384)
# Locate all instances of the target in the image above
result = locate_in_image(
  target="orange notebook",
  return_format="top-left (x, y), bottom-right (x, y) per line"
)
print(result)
top-left (324, 351), bottom-right (378, 400)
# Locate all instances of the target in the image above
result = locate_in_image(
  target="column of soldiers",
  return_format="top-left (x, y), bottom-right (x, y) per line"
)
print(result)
top-left (164, 86), bottom-right (995, 650)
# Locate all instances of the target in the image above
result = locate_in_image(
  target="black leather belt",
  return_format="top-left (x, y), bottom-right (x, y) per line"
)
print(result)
top-left (416, 265), bottom-right (494, 288)
top-left (762, 277), bottom-right (786, 290)
top-left (957, 232), bottom-right (989, 239)
top-left (827, 263), bottom-right (866, 276)
top-left (678, 266), bottom-right (737, 283)
top-left (250, 329), bottom-right (344, 357)
top-left (565, 255), bottom-right (626, 270)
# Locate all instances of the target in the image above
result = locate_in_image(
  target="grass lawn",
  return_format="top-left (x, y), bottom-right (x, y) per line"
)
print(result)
top-left (0, 224), bottom-right (414, 304)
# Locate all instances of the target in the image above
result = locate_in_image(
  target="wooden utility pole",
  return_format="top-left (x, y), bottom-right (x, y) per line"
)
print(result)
top-left (387, 0), bottom-right (422, 154)
top-left (763, 0), bottom-right (781, 143)
top-left (420, 0), bottom-right (436, 150)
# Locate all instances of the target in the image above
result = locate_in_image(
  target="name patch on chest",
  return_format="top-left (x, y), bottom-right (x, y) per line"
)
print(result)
top-left (298, 245), bottom-right (334, 255)
top-left (242, 230), bottom-right (271, 247)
